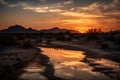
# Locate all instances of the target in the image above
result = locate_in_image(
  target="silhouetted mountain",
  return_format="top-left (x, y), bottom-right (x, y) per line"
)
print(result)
top-left (0, 25), bottom-right (79, 34)
top-left (27, 27), bottom-right (39, 33)
top-left (40, 27), bottom-right (79, 34)
top-left (0, 25), bottom-right (39, 33)
top-left (8, 25), bottom-right (26, 31)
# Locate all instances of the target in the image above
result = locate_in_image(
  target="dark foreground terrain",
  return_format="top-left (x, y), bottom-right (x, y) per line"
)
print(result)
top-left (0, 26), bottom-right (120, 80)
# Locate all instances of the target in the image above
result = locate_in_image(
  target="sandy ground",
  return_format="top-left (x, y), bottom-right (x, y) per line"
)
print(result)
top-left (0, 46), bottom-right (65, 80)
top-left (0, 46), bottom-right (39, 77)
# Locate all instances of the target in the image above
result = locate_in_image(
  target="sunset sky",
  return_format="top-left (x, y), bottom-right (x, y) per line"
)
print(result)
top-left (0, 0), bottom-right (120, 32)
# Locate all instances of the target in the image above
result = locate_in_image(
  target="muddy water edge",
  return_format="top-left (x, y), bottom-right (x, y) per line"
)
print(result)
top-left (0, 47), bottom-right (64, 80)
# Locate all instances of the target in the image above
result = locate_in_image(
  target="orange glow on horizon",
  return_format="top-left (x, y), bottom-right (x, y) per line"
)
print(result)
top-left (0, 0), bottom-right (120, 32)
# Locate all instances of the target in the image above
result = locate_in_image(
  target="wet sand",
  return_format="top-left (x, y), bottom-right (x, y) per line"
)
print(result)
top-left (0, 46), bottom-right (66, 80)
top-left (81, 58), bottom-right (120, 80)
top-left (18, 48), bottom-right (66, 80)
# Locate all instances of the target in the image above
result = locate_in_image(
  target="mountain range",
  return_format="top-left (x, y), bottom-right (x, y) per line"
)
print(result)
top-left (0, 25), bottom-right (79, 34)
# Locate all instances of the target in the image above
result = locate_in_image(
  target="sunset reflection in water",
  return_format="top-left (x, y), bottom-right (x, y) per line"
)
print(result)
top-left (41, 47), bottom-right (111, 80)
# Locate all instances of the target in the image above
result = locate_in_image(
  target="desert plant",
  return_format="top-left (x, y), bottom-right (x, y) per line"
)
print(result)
top-left (22, 39), bottom-right (33, 48)
top-left (100, 43), bottom-right (109, 49)
top-left (85, 28), bottom-right (102, 40)
top-left (0, 35), bottom-right (17, 46)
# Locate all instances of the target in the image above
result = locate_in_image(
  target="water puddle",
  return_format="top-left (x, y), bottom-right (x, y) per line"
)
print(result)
top-left (19, 56), bottom-right (47, 80)
top-left (18, 47), bottom-right (120, 80)
top-left (41, 47), bottom-right (112, 80)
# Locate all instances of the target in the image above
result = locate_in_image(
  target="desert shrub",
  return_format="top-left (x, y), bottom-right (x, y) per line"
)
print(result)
top-left (22, 40), bottom-right (32, 48)
top-left (100, 43), bottom-right (109, 49)
top-left (97, 39), bottom-right (104, 44)
top-left (55, 32), bottom-right (72, 41)
top-left (85, 28), bottom-right (102, 40)
top-left (17, 35), bottom-right (25, 40)
top-left (104, 34), bottom-right (115, 41)
top-left (0, 35), bottom-right (17, 46)
top-left (45, 40), bottom-right (52, 44)
top-left (55, 33), bottom-right (66, 41)
top-left (114, 35), bottom-right (120, 45)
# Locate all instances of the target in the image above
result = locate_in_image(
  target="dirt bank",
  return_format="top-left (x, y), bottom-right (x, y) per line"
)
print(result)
top-left (0, 46), bottom-right (39, 80)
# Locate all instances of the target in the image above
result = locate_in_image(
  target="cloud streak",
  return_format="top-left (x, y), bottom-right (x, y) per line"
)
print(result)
top-left (0, 0), bottom-right (73, 13)
top-left (0, 0), bottom-right (120, 32)
top-left (60, 0), bottom-right (120, 30)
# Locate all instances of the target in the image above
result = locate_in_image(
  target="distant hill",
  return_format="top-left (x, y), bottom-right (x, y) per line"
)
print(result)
top-left (0, 25), bottom-right (39, 33)
top-left (40, 27), bottom-right (79, 34)
top-left (0, 25), bottom-right (79, 34)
